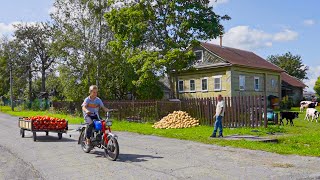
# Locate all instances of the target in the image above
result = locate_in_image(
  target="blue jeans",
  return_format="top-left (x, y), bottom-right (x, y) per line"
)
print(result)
top-left (213, 116), bottom-right (223, 135)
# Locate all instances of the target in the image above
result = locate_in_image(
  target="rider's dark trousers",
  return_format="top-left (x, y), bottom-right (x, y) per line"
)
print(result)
top-left (85, 116), bottom-right (94, 139)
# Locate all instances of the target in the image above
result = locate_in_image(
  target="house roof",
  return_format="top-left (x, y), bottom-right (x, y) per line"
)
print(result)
top-left (201, 42), bottom-right (284, 72)
top-left (281, 72), bottom-right (307, 88)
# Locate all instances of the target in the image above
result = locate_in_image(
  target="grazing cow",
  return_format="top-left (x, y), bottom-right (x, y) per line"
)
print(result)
top-left (300, 101), bottom-right (318, 112)
top-left (280, 112), bottom-right (299, 126)
top-left (300, 101), bottom-right (312, 112)
top-left (300, 103), bottom-right (310, 112)
top-left (300, 101), bottom-right (312, 105)
top-left (304, 108), bottom-right (320, 122)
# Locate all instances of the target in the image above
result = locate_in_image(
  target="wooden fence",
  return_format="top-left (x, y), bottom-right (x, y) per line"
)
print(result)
top-left (52, 95), bottom-right (268, 128)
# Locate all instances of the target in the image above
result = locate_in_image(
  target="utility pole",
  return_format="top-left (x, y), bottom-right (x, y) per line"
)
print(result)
top-left (9, 64), bottom-right (14, 111)
top-left (96, 0), bottom-right (102, 87)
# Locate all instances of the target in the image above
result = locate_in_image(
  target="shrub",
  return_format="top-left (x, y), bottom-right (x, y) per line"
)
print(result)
top-left (280, 96), bottom-right (293, 110)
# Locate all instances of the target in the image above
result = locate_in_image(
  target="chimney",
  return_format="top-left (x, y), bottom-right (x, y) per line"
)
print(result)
top-left (219, 34), bottom-right (223, 47)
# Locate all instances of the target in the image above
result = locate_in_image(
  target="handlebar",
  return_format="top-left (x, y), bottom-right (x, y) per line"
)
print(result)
top-left (107, 109), bottom-right (118, 112)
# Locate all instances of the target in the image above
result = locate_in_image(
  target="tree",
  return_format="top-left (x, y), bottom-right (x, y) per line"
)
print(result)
top-left (267, 52), bottom-right (309, 80)
top-left (314, 76), bottom-right (320, 97)
top-left (105, 0), bottom-right (230, 98)
top-left (0, 38), bottom-right (10, 97)
top-left (14, 23), bottom-right (56, 93)
top-left (0, 37), bottom-right (34, 109)
top-left (51, 0), bottom-right (118, 100)
top-left (0, 39), bottom-right (10, 96)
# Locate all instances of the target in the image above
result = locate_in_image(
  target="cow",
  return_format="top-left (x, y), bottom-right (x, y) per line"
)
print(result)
top-left (300, 101), bottom-right (318, 112)
top-left (280, 112), bottom-right (299, 126)
top-left (300, 103), bottom-right (310, 112)
top-left (304, 108), bottom-right (320, 123)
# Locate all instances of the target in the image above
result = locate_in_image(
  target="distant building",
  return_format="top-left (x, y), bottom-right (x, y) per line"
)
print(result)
top-left (303, 91), bottom-right (316, 101)
top-left (281, 72), bottom-right (307, 105)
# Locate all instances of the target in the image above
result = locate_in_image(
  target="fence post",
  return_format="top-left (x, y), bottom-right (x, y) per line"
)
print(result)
top-left (242, 96), bottom-right (246, 127)
top-left (254, 96), bottom-right (257, 127)
top-left (236, 96), bottom-right (240, 127)
top-left (156, 101), bottom-right (159, 121)
top-left (264, 95), bottom-right (268, 128)
top-left (205, 98), bottom-right (209, 126)
top-left (249, 96), bottom-right (253, 128)
top-left (227, 97), bottom-right (231, 128)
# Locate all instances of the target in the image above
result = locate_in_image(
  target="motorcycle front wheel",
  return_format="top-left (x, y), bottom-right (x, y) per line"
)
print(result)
top-left (104, 137), bottom-right (119, 161)
top-left (80, 129), bottom-right (91, 153)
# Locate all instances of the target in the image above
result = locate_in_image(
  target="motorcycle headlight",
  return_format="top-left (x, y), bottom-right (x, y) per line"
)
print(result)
top-left (106, 120), bottom-right (112, 126)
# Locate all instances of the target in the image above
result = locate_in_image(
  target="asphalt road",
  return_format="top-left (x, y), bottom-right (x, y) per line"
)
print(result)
top-left (1, 112), bottom-right (320, 180)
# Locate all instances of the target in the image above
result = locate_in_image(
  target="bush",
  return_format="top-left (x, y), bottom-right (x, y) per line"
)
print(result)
top-left (280, 96), bottom-right (293, 110)
top-left (19, 99), bottom-right (50, 111)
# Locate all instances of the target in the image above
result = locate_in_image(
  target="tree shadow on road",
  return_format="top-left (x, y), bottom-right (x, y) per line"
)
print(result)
top-left (92, 151), bottom-right (163, 162)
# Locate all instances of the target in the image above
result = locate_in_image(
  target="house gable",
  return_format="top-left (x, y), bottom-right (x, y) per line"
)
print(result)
top-left (192, 46), bottom-right (229, 68)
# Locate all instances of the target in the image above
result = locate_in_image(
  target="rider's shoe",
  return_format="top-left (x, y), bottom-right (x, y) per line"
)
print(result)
top-left (85, 138), bottom-right (92, 149)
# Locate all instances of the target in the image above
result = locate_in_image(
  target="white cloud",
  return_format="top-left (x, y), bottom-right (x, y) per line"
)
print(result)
top-left (303, 19), bottom-right (315, 26)
top-left (48, 6), bottom-right (57, 15)
top-left (209, 0), bottom-right (229, 8)
top-left (210, 26), bottom-right (298, 51)
top-left (273, 29), bottom-right (298, 41)
top-left (304, 65), bottom-right (320, 92)
top-left (0, 22), bottom-right (16, 37)
top-left (0, 21), bottom-right (37, 38)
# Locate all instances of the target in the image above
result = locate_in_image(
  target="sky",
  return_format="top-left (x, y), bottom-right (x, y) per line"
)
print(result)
top-left (0, 0), bottom-right (319, 92)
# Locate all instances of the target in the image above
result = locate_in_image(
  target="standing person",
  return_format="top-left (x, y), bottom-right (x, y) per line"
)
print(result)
top-left (210, 94), bottom-right (225, 138)
top-left (82, 85), bottom-right (109, 147)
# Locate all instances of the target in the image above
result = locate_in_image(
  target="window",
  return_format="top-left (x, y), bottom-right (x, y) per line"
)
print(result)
top-left (194, 50), bottom-right (203, 63)
top-left (271, 79), bottom-right (276, 88)
top-left (254, 77), bottom-right (260, 91)
top-left (239, 75), bottom-right (245, 90)
top-left (202, 78), bottom-right (208, 91)
top-left (190, 80), bottom-right (195, 92)
top-left (213, 75), bottom-right (222, 91)
top-left (178, 80), bottom-right (184, 92)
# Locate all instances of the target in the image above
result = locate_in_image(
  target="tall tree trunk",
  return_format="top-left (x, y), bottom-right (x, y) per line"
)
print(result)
top-left (41, 67), bottom-right (46, 92)
top-left (168, 72), bottom-right (178, 99)
top-left (28, 68), bottom-right (32, 101)
top-left (9, 65), bottom-right (14, 111)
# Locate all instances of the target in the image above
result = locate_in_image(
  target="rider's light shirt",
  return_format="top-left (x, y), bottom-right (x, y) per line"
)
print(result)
top-left (81, 96), bottom-right (104, 117)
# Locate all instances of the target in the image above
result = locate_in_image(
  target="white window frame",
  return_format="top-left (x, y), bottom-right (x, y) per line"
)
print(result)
top-left (254, 77), bottom-right (260, 91)
top-left (201, 77), bottom-right (208, 92)
top-left (239, 75), bottom-right (246, 91)
top-left (178, 80), bottom-right (184, 92)
top-left (194, 50), bottom-right (203, 63)
top-left (271, 79), bottom-right (275, 88)
top-left (189, 79), bottom-right (196, 92)
top-left (213, 75), bottom-right (222, 91)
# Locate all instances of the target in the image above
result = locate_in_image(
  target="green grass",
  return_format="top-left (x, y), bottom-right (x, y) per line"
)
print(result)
top-left (1, 105), bottom-right (320, 156)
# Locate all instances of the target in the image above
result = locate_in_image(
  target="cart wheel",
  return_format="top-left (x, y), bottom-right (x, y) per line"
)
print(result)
top-left (46, 131), bottom-right (49, 136)
top-left (58, 133), bottom-right (62, 140)
top-left (20, 129), bottom-right (25, 138)
top-left (33, 132), bottom-right (37, 141)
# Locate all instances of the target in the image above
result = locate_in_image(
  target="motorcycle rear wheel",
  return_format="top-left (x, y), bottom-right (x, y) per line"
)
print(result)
top-left (104, 137), bottom-right (119, 161)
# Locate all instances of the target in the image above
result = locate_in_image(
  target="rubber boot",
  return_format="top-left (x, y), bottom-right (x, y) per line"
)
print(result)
top-left (210, 133), bottom-right (216, 138)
